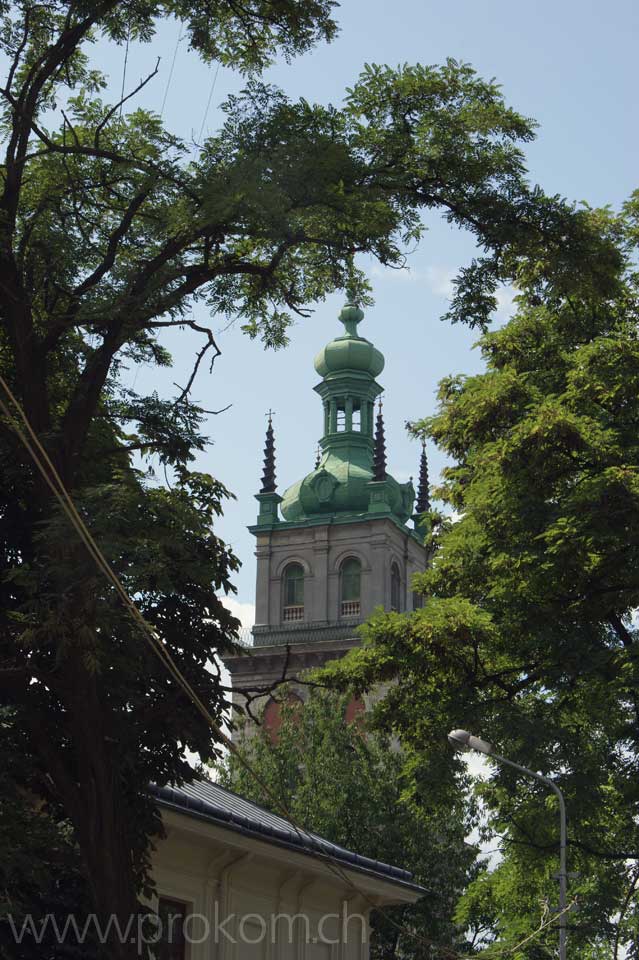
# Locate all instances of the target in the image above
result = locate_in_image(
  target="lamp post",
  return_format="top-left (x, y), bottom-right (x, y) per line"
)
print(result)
top-left (448, 729), bottom-right (567, 960)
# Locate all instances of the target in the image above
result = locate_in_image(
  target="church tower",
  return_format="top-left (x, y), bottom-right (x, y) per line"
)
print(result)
top-left (225, 301), bottom-right (429, 729)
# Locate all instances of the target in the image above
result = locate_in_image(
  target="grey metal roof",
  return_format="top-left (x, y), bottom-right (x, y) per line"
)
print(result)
top-left (150, 778), bottom-right (423, 893)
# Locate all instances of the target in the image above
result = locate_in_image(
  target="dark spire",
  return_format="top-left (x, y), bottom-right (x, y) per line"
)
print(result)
top-left (315, 444), bottom-right (321, 470)
top-left (372, 399), bottom-right (387, 482)
top-left (260, 412), bottom-right (276, 493)
top-left (415, 441), bottom-right (430, 514)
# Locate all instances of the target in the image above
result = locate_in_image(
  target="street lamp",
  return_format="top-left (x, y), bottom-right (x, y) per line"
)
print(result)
top-left (448, 729), bottom-right (567, 960)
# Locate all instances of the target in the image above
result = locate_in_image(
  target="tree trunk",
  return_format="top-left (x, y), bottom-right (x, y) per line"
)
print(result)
top-left (77, 791), bottom-right (145, 960)
top-left (72, 653), bottom-right (146, 960)
top-left (26, 647), bottom-right (149, 960)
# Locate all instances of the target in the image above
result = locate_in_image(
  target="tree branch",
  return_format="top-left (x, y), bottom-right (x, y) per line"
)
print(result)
top-left (3, 1), bottom-right (119, 223)
top-left (613, 865), bottom-right (639, 960)
top-left (505, 813), bottom-right (638, 861)
top-left (61, 108), bottom-right (81, 147)
top-left (72, 185), bottom-right (155, 298)
top-left (94, 58), bottom-right (161, 148)
top-left (609, 613), bottom-right (636, 648)
top-left (4, 6), bottom-right (31, 95)
top-left (173, 322), bottom-right (222, 405)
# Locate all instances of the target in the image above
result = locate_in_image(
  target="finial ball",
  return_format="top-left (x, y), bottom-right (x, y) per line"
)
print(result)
top-left (339, 302), bottom-right (364, 331)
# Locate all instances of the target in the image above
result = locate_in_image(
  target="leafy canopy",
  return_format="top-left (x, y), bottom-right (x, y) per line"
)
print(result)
top-left (321, 200), bottom-right (639, 956)
top-left (0, 0), bottom-right (623, 949)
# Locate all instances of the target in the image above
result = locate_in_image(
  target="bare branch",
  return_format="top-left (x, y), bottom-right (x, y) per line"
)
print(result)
top-left (61, 109), bottom-right (81, 147)
top-left (94, 58), bottom-right (161, 148)
top-left (227, 642), bottom-right (332, 725)
top-left (199, 404), bottom-right (233, 415)
top-left (170, 387), bottom-right (232, 416)
top-left (173, 322), bottom-right (222, 406)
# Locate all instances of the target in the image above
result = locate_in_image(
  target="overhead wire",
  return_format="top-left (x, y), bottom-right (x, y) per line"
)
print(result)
top-left (197, 62), bottom-right (220, 145)
top-left (119, 23), bottom-right (131, 119)
top-left (160, 20), bottom-right (184, 117)
top-left (0, 373), bottom-right (575, 959)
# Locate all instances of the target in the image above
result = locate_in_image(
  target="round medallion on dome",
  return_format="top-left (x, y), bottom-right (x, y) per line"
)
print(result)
top-left (310, 469), bottom-right (340, 504)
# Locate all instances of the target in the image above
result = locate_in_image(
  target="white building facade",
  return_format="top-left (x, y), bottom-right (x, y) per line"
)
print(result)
top-left (150, 779), bottom-right (424, 959)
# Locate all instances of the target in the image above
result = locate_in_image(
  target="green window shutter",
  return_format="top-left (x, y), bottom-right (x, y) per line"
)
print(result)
top-left (341, 558), bottom-right (361, 602)
top-left (284, 564), bottom-right (304, 606)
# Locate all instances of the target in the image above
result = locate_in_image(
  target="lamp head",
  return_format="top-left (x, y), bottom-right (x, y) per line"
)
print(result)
top-left (448, 729), bottom-right (494, 756)
top-left (448, 729), bottom-right (472, 752)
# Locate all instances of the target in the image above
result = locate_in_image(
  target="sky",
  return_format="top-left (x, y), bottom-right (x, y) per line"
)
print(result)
top-left (93, 0), bottom-right (639, 625)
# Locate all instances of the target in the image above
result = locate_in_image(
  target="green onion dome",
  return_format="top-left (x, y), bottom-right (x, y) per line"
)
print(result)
top-left (280, 454), bottom-right (413, 522)
top-left (313, 303), bottom-right (385, 379)
top-left (279, 301), bottom-right (414, 524)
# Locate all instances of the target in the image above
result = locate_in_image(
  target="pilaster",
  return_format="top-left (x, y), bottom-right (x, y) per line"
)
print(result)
top-left (254, 537), bottom-right (272, 627)
top-left (311, 527), bottom-right (330, 623)
top-left (255, 491), bottom-right (282, 527)
top-left (366, 479), bottom-right (393, 516)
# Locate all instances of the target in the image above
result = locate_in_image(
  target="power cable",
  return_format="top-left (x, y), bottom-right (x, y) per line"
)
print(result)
top-left (197, 62), bottom-right (220, 144)
top-left (160, 20), bottom-right (183, 118)
top-left (0, 374), bottom-right (576, 959)
top-left (119, 23), bottom-right (131, 119)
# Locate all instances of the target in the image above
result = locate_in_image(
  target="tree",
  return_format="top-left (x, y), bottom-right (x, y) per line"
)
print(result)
top-left (220, 690), bottom-right (477, 959)
top-left (0, 1), bottom-right (621, 954)
top-left (321, 201), bottom-right (639, 956)
top-left (0, 708), bottom-right (102, 959)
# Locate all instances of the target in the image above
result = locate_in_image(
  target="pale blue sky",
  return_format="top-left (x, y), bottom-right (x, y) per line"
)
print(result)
top-left (93, 0), bottom-right (638, 618)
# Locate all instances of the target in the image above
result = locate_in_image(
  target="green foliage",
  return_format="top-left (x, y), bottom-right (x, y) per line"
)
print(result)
top-left (0, 0), bottom-right (626, 948)
top-left (321, 201), bottom-right (639, 957)
top-left (0, 709), bottom-right (100, 958)
top-left (219, 690), bottom-right (477, 959)
top-left (0, 364), bottom-right (241, 950)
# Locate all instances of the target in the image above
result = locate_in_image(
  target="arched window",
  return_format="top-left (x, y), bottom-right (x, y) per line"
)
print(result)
top-left (390, 562), bottom-right (401, 612)
top-left (340, 558), bottom-right (361, 619)
top-left (282, 563), bottom-right (304, 622)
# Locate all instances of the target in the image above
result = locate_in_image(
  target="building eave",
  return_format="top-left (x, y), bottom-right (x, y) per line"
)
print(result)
top-left (150, 781), bottom-right (425, 902)
top-left (249, 512), bottom-right (426, 546)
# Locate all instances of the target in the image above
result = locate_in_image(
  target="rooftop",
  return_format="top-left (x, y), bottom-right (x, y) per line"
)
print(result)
top-left (151, 777), bottom-right (424, 894)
